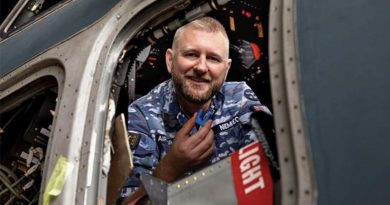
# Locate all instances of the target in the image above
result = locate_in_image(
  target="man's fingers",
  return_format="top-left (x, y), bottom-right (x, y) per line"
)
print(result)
top-left (191, 127), bottom-right (214, 158)
top-left (186, 120), bottom-right (212, 146)
top-left (177, 112), bottom-right (197, 137)
top-left (197, 141), bottom-right (214, 162)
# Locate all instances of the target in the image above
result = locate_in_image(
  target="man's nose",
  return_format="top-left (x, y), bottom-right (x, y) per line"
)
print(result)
top-left (194, 56), bottom-right (208, 73)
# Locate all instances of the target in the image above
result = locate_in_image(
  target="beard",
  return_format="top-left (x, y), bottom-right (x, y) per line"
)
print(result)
top-left (171, 69), bottom-right (223, 105)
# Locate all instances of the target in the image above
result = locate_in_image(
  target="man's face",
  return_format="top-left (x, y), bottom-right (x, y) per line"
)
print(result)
top-left (166, 28), bottom-right (231, 105)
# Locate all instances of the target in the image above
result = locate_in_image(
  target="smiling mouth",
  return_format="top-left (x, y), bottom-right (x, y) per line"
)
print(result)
top-left (187, 76), bottom-right (210, 83)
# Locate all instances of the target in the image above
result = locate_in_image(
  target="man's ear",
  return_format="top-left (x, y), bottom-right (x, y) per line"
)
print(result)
top-left (166, 48), bottom-right (174, 74)
top-left (224, 58), bottom-right (232, 80)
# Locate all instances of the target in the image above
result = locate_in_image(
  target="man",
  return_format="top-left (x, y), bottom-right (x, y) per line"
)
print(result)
top-left (121, 17), bottom-right (268, 202)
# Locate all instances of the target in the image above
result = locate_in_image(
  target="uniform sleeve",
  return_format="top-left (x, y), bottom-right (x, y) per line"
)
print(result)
top-left (120, 104), bottom-right (160, 197)
top-left (236, 83), bottom-right (280, 179)
top-left (237, 82), bottom-right (267, 148)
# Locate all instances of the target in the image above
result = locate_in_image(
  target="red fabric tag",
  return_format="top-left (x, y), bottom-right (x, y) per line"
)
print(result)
top-left (231, 141), bottom-right (273, 205)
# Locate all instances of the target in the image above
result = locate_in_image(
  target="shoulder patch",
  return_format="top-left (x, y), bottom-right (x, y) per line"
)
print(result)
top-left (128, 133), bottom-right (141, 150)
top-left (244, 89), bottom-right (258, 101)
top-left (252, 105), bottom-right (272, 115)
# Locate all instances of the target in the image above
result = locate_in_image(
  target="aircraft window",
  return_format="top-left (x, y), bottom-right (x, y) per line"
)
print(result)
top-left (0, 88), bottom-right (57, 205)
top-left (0, 0), bottom-right (66, 37)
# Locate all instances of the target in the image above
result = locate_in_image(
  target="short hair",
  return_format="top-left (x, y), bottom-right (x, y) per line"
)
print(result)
top-left (172, 17), bottom-right (230, 54)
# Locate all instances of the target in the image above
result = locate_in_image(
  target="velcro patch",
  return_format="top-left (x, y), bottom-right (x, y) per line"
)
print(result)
top-left (128, 133), bottom-right (141, 150)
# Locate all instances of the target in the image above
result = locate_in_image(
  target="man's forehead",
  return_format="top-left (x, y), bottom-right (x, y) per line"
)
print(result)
top-left (178, 47), bottom-right (222, 55)
top-left (176, 28), bottom-right (227, 43)
top-left (175, 30), bottom-right (228, 55)
top-left (181, 28), bottom-right (226, 40)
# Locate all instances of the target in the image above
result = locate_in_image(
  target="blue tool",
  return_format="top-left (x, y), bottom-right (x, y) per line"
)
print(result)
top-left (195, 109), bottom-right (213, 127)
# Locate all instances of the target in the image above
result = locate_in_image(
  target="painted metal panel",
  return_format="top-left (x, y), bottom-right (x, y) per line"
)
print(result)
top-left (296, 0), bottom-right (390, 204)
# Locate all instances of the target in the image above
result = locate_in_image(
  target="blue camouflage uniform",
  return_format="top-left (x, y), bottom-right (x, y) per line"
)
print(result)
top-left (121, 79), bottom-right (267, 197)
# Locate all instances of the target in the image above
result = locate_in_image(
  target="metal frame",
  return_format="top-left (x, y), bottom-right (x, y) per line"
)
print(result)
top-left (0, 61), bottom-right (65, 204)
top-left (269, 0), bottom-right (316, 204)
top-left (0, 64), bottom-right (64, 113)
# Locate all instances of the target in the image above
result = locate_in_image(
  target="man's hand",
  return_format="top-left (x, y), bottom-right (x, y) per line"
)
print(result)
top-left (153, 112), bottom-right (214, 182)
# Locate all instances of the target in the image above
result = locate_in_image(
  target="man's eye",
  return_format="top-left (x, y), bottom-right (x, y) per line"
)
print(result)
top-left (184, 53), bottom-right (198, 58)
top-left (207, 56), bottom-right (222, 63)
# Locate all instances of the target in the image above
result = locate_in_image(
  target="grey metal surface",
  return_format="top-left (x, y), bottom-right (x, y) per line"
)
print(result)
top-left (268, 0), bottom-right (316, 204)
top-left (139, 158), bottom-right (237, 205)
top-left (141, 174), bottom-right (168, 205)
top-left (168, 158), bottom-right (237, 205)
top-left (296, 0), bottom-right (390, 205)
top-left (0, 0), bottom-right (119, 76)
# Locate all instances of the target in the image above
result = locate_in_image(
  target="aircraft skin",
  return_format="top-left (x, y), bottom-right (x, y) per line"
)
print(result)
top-left (295, 1), bottom-right (390, 205)
top-left (1, 0), bottom-right (389, 205)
